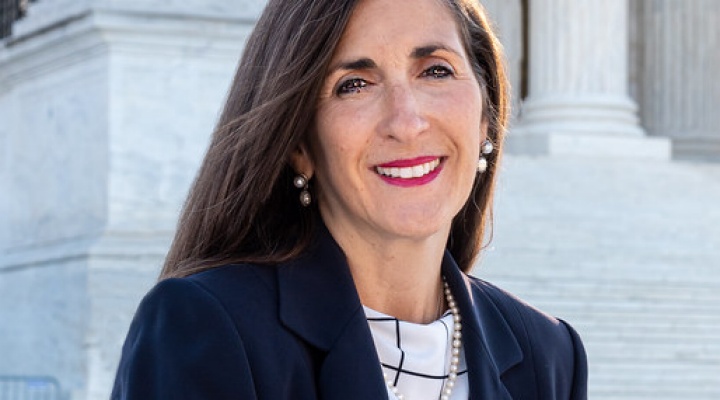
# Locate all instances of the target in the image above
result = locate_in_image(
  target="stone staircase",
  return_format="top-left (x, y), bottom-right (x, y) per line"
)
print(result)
top-left (477, 154), bottom-right (720, 399)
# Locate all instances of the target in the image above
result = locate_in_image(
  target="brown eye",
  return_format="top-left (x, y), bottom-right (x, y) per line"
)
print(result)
top-left (336, 78), bottom-right (368, 95)
top-left (422, 65), bottom-right (453, 79)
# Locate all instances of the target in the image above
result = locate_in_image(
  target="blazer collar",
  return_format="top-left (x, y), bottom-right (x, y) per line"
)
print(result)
top-left (276, 223), bottom-right (366, 350)
top-left (442, 252), bottom-right (523, 399)
top-left (276, 225), bottom-right (387, 399)
top-left (276, 225), bottom-right (523, 399)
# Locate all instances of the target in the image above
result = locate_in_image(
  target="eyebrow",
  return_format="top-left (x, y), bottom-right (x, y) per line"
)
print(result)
top-left (333, 58), bottom-right (378, 72)
top-left (411, 44), bottom-right (459, 59)
top-left (328, 43), bottom-right (461, 75)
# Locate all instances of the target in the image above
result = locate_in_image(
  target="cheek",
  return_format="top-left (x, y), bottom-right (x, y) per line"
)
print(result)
top-left (442, 93), bottom-right (483, 150)
top-left (463, 93), bottom-right (484, 146)
top-left (430, 82), bottom-right (483, 122)
top-left (312, 110), bottom-right (341, 166)
top-left (311, 122), bottom-right (362, 194)
top-left (316, 133), bottom-right (354, 168)
top-left (448, 92), bottom-right (484, 177)
top-left (315, 105), bottom-right (374, 165)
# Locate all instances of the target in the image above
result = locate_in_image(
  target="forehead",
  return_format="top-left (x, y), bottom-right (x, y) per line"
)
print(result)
top-left (332, 0), bottom-right (464, 59)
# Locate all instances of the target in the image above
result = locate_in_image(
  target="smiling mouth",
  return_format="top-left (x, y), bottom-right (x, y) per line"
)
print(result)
top-left (375, 158), bottom-right (441, 179)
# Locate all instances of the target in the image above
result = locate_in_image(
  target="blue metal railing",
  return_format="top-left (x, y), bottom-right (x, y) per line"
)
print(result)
top-left (0, 376), bottom-right (65, 400)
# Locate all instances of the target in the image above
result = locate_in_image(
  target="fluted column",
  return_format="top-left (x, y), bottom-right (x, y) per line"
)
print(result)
top-left (480, 0), bottom-right (523, 124)
top-left (511, 0), bottom-right (669, 159)
top-left (636, 0), bottom-right (720, 160)
top-left (0, 1), bottom-right (259, 399)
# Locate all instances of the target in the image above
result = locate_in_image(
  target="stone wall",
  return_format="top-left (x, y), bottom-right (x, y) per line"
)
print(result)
top-left (0, 1), bottom-right (257, 398)
top-left (1, 1), bottom-right (719, 399)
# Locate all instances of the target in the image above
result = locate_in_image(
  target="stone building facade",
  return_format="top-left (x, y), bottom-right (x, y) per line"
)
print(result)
top-left (1, 1), bottom-right (719, 399)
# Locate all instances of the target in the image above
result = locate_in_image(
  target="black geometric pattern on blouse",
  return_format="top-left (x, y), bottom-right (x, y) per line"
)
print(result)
top-left (366, 311), bottom-right (469, 398)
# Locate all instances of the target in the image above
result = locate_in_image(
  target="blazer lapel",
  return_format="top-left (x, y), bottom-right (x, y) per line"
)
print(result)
top-left (276, 225), bottom-right (523, 400)
top-left (442, 252), bottom-right (523, 400)
top-left (276, 226), bottom-right (387, 400)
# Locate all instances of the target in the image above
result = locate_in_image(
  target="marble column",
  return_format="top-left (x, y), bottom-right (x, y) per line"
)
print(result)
top-left (635, 0), bottom-right (720, 161)
top-left (0, 1), bottom-right (261, 399)
top-left (511, 0), bottom-right (669, 159)
top-left (480, 0), bottom-right (523, 124)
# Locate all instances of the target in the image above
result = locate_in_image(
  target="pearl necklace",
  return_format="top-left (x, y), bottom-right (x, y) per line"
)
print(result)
top-left (382, 279), bottom-right (462, 400)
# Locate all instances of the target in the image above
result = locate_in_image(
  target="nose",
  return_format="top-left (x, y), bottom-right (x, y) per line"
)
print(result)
top-left (377, 84), bottom-right (430, 141)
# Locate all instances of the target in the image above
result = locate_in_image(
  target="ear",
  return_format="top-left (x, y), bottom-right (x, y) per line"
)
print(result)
top-left (480, 118), bottom-right (490, 142)
top-left (290, 141), bottom-right (315, 179)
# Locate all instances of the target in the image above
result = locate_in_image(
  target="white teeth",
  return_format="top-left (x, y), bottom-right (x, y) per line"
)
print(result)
top-left (376, 159), bottom-right (440, 179)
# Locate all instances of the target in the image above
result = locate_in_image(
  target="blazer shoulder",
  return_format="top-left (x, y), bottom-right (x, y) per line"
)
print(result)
top-left (182, 263), bottom-right (285, 337)
top-left (467, 276), bottom-right (588, 399)
top-left (186, 263), bottom-right (276, 297)
top-left (468, 276), bottom-right (571, 341)
top-left (112, 276), bottom-right (258, 399)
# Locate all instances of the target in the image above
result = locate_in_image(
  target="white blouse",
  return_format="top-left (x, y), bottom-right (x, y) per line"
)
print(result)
top-left (363, 306), bottom-right (469, 400)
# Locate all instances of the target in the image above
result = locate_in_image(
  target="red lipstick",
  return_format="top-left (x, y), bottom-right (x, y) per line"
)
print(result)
top-left (374, 156), bottom-right (444, 187)
top-left (377, 156), bottom-right (439, 168)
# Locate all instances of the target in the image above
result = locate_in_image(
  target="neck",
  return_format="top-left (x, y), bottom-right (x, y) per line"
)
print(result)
top-left (324, 219), bottom-right (450, 324)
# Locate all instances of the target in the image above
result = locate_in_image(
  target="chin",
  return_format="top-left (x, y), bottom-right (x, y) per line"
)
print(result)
top-left (382, 218), bottom-right (451, 242)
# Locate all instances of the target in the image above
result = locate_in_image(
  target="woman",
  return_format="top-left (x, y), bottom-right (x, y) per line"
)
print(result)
top-left (112, 0), bottom-right (588, 399)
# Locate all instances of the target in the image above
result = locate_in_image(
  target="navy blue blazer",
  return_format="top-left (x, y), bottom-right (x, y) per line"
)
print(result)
top-left (112, 228), bottom-right (588, 399)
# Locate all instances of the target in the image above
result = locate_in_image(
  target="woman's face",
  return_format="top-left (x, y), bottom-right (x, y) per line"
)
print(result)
top-left (302, 0), bottom-right (485, 243)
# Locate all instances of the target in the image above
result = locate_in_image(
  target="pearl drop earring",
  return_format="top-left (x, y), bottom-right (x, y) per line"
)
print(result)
top-left (293, 174), bottom-right (311, 207)
top-left (477, 139), bottom-right (494, 173)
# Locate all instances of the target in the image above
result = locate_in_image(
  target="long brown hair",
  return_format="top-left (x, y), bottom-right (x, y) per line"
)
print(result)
top-left (161, 0), bottom-right (508, 279)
